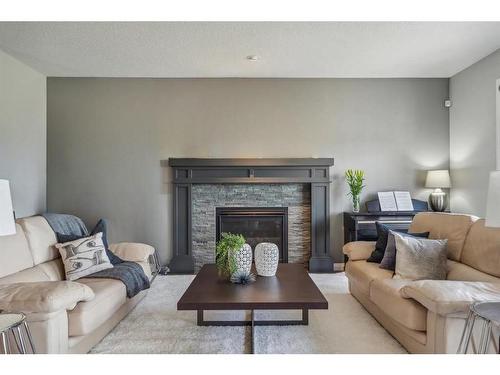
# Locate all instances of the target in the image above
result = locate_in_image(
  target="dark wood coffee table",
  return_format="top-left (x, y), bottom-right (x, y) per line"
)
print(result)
top-left (177, 263), bottom-right (328, 353)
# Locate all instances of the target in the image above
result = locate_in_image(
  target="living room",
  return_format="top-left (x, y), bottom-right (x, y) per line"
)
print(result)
top-left (1, 0), bottom-right (500, 372)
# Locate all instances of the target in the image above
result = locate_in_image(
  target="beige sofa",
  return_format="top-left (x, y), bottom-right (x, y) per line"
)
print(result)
top-left (0, 215), bottom-right (155, 354)
top-left (343, 212), bottom-right (500, 354)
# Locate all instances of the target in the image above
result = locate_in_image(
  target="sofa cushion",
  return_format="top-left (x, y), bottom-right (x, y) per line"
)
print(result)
top-left (18, 216), bottom-right (59, 265)
top-left (400, 280), bottom-right (500, 315)
top-left (0, 223), bottom-right (34, 278)
top-left (345, 260), bottom-right (393, 295)
top-left (68, 278), bottom-right (126, 336)
top-left (36, 259), bottom-right (66, 281)
top-left (446, 260), bottom-right (500, 283)
top-left (370, 278), bottom-right (427, 331)
top-left (460, 219), bottom-right (500, 278)
top-left (408, 212), bottom-right (477, 261)
top-left (0, 266), bottom-right (50, 285)
top-left (0, 259), bottom-right (66, 285)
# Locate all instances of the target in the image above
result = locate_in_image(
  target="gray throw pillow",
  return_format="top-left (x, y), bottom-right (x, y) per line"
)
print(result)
top-left (379, 230), bottom-right (429, 271)
top-left (394, 233), bottom-right (448, 280)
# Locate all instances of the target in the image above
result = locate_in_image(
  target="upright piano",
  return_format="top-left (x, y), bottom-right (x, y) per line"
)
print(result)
top-left (343, 199), bottom-right (429, 244)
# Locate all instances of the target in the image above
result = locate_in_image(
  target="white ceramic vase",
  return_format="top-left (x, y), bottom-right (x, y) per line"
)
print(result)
top-left (255, 242), bottom-right (279, 277)
top-left (232, 243), bottom-right (253, 274)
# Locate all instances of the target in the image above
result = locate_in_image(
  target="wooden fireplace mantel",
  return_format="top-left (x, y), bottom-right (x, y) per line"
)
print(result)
top-left (165, 158), bottom-right (334, 167)
top-left (162, 158), bottom-right (335, 274)
top-left (162, 158), bottom-right (334, 184)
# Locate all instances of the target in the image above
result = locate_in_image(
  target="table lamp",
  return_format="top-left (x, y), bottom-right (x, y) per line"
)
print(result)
top-left (485, 171), bottom-right (500, 228)
top-left (425, 170), bottom-right (451, 212)
top-left (0, 179), bottom-right (16, 236)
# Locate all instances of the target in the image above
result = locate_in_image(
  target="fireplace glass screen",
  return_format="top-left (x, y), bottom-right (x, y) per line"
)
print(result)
top-left (215, 207), bottom-right (288, 262)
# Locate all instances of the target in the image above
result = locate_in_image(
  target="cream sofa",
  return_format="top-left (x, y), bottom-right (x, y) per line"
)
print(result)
top-left (0, 215), bottom-right (155, 354)
top-left (343, 212), bottom-right (500, 354)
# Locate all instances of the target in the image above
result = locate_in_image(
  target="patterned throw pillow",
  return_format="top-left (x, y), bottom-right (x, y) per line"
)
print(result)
top-left (394, 233), bottom-right (448, 280)
top-left (56, 219), bottom-right (122, 265)
top-left (55, 232), bottom-right (113, 281)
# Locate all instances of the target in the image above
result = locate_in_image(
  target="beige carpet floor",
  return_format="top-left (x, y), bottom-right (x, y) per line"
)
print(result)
top-left (90, 273), bottom-right (407, 354)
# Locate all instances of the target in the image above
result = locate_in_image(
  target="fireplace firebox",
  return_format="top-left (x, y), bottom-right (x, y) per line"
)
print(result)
top-left (216, 207), bottom-right (288, 262)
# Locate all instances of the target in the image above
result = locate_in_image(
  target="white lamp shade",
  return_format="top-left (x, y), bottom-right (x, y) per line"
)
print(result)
top-left (485, 171), bottom-right (500, 228)
top-left (0, 180), bottom-right (16, 236)
top-left (425, 170), bottom-right (451, 189)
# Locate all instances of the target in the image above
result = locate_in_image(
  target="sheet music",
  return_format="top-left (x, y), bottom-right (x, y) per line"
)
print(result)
top-left (394, 191), bottom-right (414, 211)
top-left (378, 192), bottom-right (397, 211)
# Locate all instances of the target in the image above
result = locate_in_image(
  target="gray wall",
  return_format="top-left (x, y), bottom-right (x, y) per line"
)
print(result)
top-left (450, 49), bottom-right (500, 216)
top-left (0, 49), bottom-right (46, 218)
top-left (47, 78), bottom-right (449, 264)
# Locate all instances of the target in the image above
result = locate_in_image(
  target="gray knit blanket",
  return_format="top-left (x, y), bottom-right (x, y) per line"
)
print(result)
top-left (85, 263), bottom-right (150, 298)
top-left (43, 213), bottom-right (150, 298)
top-left (42, 213), bottom-right (88, 237)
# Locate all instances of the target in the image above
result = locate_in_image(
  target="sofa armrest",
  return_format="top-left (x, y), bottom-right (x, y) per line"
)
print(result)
top-left (0, 281), bottom-right (94, 314)
top-left (400, 280), bottom-right (500, 315)
top-left (109, 242), bottom-right (155, 263)
top-left (342, 241), bottom-right (376, 261)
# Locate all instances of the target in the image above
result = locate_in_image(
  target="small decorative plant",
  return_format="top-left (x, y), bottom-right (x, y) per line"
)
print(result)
top-left (345, 169), bottom-right (365, 213)
top-left (215, 232), bottom-right (246, 280)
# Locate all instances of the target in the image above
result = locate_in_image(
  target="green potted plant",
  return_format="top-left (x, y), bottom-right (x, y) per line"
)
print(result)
top-left (215, 232), bottom-right (246, 280)
top-left (345, 169), bottom-right (365, 213)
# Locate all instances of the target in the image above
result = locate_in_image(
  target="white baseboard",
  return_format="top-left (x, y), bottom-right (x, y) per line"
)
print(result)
top-left (334, 262), bottom-right (345, 272)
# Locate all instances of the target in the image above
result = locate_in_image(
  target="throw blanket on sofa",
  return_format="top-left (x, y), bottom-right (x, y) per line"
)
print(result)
top-left (42, 213), bottom-right (88, 237)
top-left (85, 262), bottom-right (150, 298)
top-left (43, 213), bottom-right (150, 298)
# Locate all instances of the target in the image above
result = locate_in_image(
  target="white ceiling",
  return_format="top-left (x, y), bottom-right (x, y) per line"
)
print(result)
top-left (0, 22), bottom-right (500, 78)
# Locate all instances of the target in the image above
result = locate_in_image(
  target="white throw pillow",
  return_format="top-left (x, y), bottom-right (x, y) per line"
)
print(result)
top-left (55, 232), bottom-right (113, 281)
top-left (394, 233), bottom-right (448, 280)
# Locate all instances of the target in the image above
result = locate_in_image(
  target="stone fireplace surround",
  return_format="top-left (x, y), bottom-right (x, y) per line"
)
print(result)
top-left (192, 184), bottom-right (310, 272)
top-left (163, 158), bottom-right (334, 274)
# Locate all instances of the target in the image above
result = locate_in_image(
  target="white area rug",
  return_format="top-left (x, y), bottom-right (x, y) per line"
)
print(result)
top-left (90, 273), bottom-right (406, 354)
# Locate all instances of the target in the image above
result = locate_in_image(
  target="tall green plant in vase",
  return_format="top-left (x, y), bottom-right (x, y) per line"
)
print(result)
top-left (345, 169), bottom-right (365, 213)
top-left (215, 232), bottom-right (245, 280)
